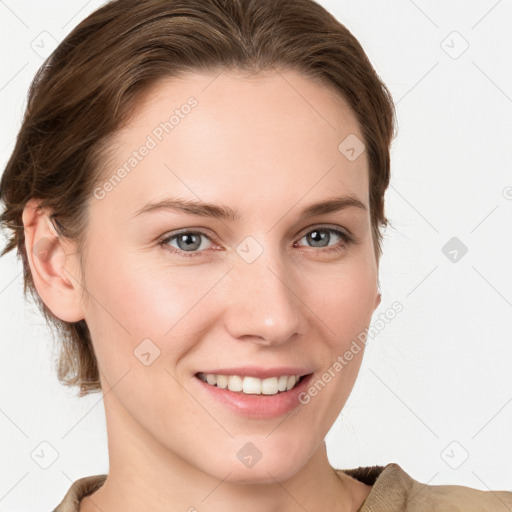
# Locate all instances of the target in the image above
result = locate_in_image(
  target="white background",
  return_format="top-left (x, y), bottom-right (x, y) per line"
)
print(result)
top-left (1, 1), bottom-right (511, 510)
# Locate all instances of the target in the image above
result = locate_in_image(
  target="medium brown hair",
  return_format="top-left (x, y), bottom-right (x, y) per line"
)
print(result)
top-left (0, 0), bottom-right (396, 396)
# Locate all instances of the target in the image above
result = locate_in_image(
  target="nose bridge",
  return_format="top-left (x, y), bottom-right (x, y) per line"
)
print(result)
top-left (223, 237), bottom-right (303, 345)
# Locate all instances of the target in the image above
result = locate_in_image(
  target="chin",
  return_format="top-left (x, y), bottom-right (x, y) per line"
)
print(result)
top-left (217, 461), bottom-right (306, 485)
top-left (200, 436), bottom-right (315, 485)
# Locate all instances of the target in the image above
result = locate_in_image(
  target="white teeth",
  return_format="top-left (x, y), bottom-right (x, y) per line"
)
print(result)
top-left (217, 374), bottom-right (228, 389)
top-left (286, 375), bottom-right (296, 391)
top-left (198, 373), bottom-right (303, 395)
top-left (227, 375), bottom-right (243, 392)
top-left (261, 377), bottom-right (279, 395)
top-left (243, 377), bottom-right (261, 394)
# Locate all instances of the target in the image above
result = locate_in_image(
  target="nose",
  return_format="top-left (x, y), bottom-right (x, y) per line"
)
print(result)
top-left (222, 247), bottom-right (305, 347)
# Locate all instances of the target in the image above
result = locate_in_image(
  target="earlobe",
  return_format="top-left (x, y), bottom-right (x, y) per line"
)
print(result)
top-left (22, 199), bottom-right (85, 322)
top-left (374, 291), bottom-right (381, 310)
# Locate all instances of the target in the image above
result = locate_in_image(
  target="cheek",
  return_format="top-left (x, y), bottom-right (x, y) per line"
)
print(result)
top-left (303, 255), bottom-right (378, 343)
top-left (81, 249), bottom-right (212, 432)
top-left (82, 246), bottom-right (226, 371)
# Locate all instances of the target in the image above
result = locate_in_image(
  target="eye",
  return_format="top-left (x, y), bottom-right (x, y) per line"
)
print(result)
top-left (158, 230), bottom-right (215, 258)
top-left (158, 226), bottom-right (353, 258)
top-left (294, 226), bottom-right (353, 254)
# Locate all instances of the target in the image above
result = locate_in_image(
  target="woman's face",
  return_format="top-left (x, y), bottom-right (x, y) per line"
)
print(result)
top-left (79, 69), bottom-right (381, 482)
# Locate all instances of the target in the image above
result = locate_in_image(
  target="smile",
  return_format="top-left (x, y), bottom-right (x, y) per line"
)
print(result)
top-left (196, 372), bottom-right (303, 395)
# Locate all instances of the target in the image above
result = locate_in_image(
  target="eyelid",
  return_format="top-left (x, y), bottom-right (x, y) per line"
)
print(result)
top-left (297, 222), bottom-right (352, 239)
top-left (158, 226), bottom-right (218, 243)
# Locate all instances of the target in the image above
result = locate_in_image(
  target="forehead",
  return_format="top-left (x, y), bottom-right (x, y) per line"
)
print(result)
top-left (92, 68), bottom-right (369, 221)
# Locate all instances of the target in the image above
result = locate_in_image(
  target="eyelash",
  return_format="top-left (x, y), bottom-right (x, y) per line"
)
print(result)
top-left (157, 226), bottom-right (354, 259)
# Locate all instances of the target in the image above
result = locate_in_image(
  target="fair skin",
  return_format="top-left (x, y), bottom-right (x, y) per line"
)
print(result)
top-left (23, 69), bottom-right (381, 512)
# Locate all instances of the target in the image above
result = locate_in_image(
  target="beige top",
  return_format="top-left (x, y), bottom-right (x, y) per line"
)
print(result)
top-left (52, 462), bottom-right (512, 511)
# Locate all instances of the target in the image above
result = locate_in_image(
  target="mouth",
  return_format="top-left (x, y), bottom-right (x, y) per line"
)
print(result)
top-left (195, 372), bottom-right (306, 396)
top-left (193, 367), bottom-right (315, 419)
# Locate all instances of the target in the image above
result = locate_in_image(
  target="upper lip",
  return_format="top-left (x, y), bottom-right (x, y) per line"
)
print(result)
top-left (196, 366), bottom-right (314, 379)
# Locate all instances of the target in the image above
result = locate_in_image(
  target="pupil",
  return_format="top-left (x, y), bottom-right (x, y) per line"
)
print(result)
top-left (309, 230), bottom-right (328, 247)
top-left (179, 233), bottom-right (200, 251)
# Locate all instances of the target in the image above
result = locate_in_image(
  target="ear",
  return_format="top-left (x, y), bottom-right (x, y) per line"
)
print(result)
top-left (374, 292), bottom-right (381, 310)
top-left (374, 285), bottom-right (381, 311)
top-left (22, 199), bottom-right (85, 322)
top-left (373, 249), bottom-right (382, 311)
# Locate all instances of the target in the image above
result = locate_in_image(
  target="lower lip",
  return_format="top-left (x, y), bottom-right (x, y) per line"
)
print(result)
top-left (194, 374), bottom-right (314, 419)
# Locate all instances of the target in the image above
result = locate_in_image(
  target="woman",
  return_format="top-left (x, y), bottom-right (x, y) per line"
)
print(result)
top-left (1, 0), bottom-right (510, 511)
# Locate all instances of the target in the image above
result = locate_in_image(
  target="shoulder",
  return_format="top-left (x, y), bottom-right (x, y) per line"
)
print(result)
top-left (52, 474), bottom-right (107, 512)
top-left (335, 462), bottom-right (512, 512)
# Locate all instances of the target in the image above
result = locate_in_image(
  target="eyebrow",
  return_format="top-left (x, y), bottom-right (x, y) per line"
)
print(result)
top-left (130, 194), bottom-right (367, 221)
